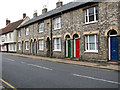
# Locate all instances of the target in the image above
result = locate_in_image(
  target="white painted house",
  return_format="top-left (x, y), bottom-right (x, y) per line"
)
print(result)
top-left (0, 14), bottom-right (30, 52)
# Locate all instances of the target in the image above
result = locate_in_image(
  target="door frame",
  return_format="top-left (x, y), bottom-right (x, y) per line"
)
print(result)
top-left (66, 38), bottom-right (71, 58)
top-left (108, 35), bottom-right (118, 61)
top-left (74, 38), bottom-right (79, 58)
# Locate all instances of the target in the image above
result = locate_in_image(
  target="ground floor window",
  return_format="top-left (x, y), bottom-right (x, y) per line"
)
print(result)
top-left (18, 43), bottom-right (21, 50)
top-left (25, 42), bottom-right (29, 50)
top-left (85, 34), bottom-right (98, 52)
top-left (9, 44), bottom-right (16, 51)
top-left (54, 38), bottom-right (61, 51)
top-left (38, 40), bottom-right (44, 50)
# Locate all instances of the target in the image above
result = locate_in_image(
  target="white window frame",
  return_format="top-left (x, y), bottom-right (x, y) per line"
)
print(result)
top-left (9, 32), bottom-right (11, 40)
top-left (18, 43), bottom-right (21, 50)
top-left (54, 38), bottom-right (61, 51)
top-left (18, 30), bottom-right (21, 37)
top-left (25, 41), bottom-right (29, 50)
top-left (39, 23), bottom-right (44, 33)
top-left (25, 28), bottom-right (29, 36)
top-left (5, 34), bottom-right (7, 41)
top-left (38, 40), bottom-right (44, 50)
top-left (85, 7), bottom-right (98, 24)
top-left (54, 17), bottom-right (61, 30)
top-left (85, 34), bottom-right (98, 53)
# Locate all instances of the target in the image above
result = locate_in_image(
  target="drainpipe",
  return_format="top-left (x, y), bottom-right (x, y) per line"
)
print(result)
top-left (50, 18), bottom-right (53, 57)
top-left (79, 38), bottom-right (82, 60)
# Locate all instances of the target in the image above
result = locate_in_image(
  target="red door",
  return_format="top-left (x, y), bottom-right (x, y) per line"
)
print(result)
top-left (75, 39), bottom-right (79, 58)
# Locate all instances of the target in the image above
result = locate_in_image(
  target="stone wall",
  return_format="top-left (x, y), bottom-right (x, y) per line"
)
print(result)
top-left (17, 2), bottom-right (120, 61)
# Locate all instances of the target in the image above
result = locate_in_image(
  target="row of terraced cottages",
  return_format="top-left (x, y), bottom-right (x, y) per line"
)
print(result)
top-left (17, 1), bottom-right (120, 62)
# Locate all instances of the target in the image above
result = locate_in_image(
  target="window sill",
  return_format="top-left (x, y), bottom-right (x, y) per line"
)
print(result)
top-left (39, 49), bottom-right (44, 51)
top-left (54, 28), bottom-right (61, 31)
top-left (84, 50), bottom-right (98, 53)
top-left (53, 50), bottom-right (61, 52)
top-left (85, 21), bottom-right (98, 25)
top-left (39, 31), bottom-right (44, 33)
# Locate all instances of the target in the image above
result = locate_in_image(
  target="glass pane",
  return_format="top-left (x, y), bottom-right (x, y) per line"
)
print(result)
top-left (89, 7), bottom-right (94, 16)
top-left (89, 15), bottom-right (94, 22)
top-left (89, 35), bottom-right (95, 43)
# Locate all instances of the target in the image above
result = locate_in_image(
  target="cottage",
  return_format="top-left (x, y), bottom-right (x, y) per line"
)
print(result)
top-left (0, 14), bottom-right (30, 52)
top-left (17, 1), bottom-right (120, 62)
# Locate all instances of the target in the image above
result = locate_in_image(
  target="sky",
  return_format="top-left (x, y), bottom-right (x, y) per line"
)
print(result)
top-left (0, 0), bottom-right (74, 29)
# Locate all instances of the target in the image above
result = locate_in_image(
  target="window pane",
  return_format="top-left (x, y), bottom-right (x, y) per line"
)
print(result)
top-left (89, 15), bottom-right (94, 22)
top-left (89, 35), bottom-right (95, 50)
top-left (89, 7), bottom-right (94, 16)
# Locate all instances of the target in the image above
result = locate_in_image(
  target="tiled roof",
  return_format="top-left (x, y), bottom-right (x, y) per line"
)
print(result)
top-left (18, 1), bottom-right (95, 29)
top-left (0, 19), bottom-right (23, 35)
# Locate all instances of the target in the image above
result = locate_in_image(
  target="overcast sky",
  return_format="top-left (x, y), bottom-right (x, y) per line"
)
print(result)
top-left (0, 0), bottom-right (74, 29)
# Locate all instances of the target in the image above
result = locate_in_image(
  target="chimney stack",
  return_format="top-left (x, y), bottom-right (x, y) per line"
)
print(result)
top-left (42, 5), bottom-right (47, 14)
top-left (23, 13), bottom-right (26, 19)
top-left (6, 19), bottom-right (10, 26)
top-left (56, 0), bottom-right (63, 8)
top-left (33, 10), bottom-right (37, 18)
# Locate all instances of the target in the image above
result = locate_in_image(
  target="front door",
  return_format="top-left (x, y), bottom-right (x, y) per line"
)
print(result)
top-left (110, 37), bottom-right (119, 61)
top-left (34, 41), bottom-right (37, 55)
top-left (66, 40), bottom-right (71, 58)
top-left (22, 42), bottom-right (24, 53)
top-left (31, 42), bottom-right (33, 54)
top-left (74, 39), bottom-right (80, 58)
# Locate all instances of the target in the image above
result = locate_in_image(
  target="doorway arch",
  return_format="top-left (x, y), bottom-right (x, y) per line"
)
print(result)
top-left (46, 37), bottom-right (50, 57)
top-left (22, 41), bottom-right (24, 54)
top-left (108, 30), bottom-right (119, 61)
top-left (65, 35), bottom-right (71, 58)
top-left (30, 39), bottom-right (33, 54)
top-left (34, 39), bottom-right (37, 55)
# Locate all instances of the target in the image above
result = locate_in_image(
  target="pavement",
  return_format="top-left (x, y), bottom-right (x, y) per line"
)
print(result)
top-left (1, 52), bottom-right (119, 72)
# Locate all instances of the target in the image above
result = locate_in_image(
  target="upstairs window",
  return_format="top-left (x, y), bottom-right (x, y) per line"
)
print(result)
top-left (5, 34), bottom-right (7, 41)
top-left (25, 28), bottom-right (29, 35)
top-left (9, 32), bottom-right (11, 40)
top-left (85, 7), bottom-right (98, 24)
top-left (54, 17), bottom-right (61, 30)
top-left (39, 23), bottom-right (44, 33)
top-left (18, 30), bottom-right (21, 37)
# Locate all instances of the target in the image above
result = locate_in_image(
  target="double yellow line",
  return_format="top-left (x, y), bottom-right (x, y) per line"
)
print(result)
top-left (0, 78), bottom-right (17, 90)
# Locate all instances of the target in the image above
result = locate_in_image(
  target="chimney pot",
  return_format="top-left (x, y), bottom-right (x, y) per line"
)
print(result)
top-left (6, 19), bottom-right (10, 26)
top-left (33, 10), bottom-right (37, 18)
top-left (56, 0), bottom-right (63, 8)
top-left (23, 13), bottom-right (26, 19)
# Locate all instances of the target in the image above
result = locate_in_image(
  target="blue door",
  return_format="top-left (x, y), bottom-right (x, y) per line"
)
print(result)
top-left (110, 37), bottom-right (119, 61)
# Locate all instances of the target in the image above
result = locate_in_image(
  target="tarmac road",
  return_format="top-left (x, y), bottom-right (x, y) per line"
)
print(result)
top-left (1, 54), bottom-right (120, 89)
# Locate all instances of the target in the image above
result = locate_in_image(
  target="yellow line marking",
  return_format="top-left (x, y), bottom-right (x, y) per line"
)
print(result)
top-left (0, 78), bottom-right (17, 90)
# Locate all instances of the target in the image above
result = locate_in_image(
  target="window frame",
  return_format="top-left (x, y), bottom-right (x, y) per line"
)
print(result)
top-left (54, 17), bottom-right (61, 30)
top-left (85, 34), bottom-right (98, 53)
top-left (18, 43), bottom-right (21, 50)
top-left (25, 41), bottom-right (29, 50)
top-left (54, 38), bottom-right (61, 51)
top-left (38, 39), bottom-right (44, 50)
top-left (39, 22), bottom-right (44, 33)
top-left (25, 28), bottom-right (29, 36)
top-left (18, 30), bottom-right (21, 37)
top-left (85, 6), bottom-right (98, 24)
top-left (9, 32), bottom-right (11, 40)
